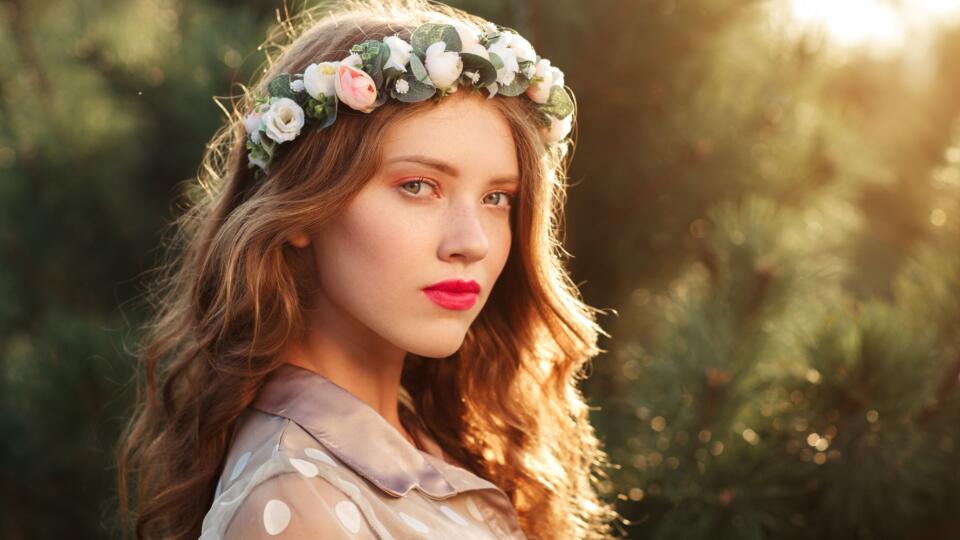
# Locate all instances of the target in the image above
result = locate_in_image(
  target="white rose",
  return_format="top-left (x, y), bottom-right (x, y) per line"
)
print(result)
top-left (506, 31), bottom-right (537, 64)
top-left (383, 35), bottom-right (413, 72)
top-left (541, 113), bottom-right (573, 144)
top-left (462, 40), bottom-right (490, 60)
top-left (550, 66), bottom-right (565, 88)
top-left (525, 58), bottom-right (555, 104)
top-left (262, 97), bottom-right (305, 143)
top-left (424, 41), bottom-right (463, 91)
top-left (450, 21), bottom-right (489, 60)
top-left (451, 21), bottom-right (480, 47)
top-left (487, 34), bottom-right (519, 86)
top-left (303, 61), bottom-right (338, 99)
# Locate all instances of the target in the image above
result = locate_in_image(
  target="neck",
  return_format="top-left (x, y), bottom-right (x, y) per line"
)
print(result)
top-left (280, 305), bottom-right (415, 446)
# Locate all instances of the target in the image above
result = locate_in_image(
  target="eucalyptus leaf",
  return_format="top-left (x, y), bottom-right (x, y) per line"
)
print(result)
top-left (349, 39), bottom-right (390, 88)
top-left (383, 66), bottom-right (405, 81)
top-left (411, 23), bottom-right (462, 56)
top-left (372, 89), bottom-right (389, 108)
top-left (540, 85), bottom-right (574, 119)
top-left (390, 74), bottom-right (437, 103)
top-left (459, 53), bottom-right (497, 87)
top-left (408, 54), bottom-right (431, 85)
top-left (495, 75), bottom-right (529, 97)
top-left (533, 108), bottom-right (553, 129)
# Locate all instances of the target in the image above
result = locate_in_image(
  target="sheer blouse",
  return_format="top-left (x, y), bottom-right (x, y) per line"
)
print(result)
top-left (199, 363), bottom-right (526, 539)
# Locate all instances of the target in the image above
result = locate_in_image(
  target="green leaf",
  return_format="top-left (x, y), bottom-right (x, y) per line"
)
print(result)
top-left (318, 94), bottom-right (338, 129)
top-left (533, 108), bottom-right (553, 129)
top-left (459, 53), bottom-right (497, 88)
top-left (390, 75), bottom-right (437, 103)
top-left (495, 75), bottom-right (529, 97)
top-left (350, 39), bottom-right (389, 88)
top-left (487, 51), bottom-right (505, 70)
top-left (408, 54), bottom-right (431, 85)
top-left (301, 94), bottom-right (338, 130)
top-left (411, 23), bottom-right (462, 56)
top-left (383, 66), bottom-right (405, 81)
top-left (267, 73), bottom-right (296, 100)
top-left (540, 85), bottom-right (574, 119)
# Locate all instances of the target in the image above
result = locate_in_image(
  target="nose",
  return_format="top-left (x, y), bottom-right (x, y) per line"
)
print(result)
top-left (437, 202), bottom-right (489, 263)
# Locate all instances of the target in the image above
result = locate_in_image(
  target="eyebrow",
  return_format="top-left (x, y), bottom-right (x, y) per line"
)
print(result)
top-left (384, 154), bottom-right (520, 187)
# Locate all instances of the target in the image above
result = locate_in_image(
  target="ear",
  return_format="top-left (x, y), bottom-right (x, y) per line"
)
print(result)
top-left (286, 230), bottom-right (311, 248)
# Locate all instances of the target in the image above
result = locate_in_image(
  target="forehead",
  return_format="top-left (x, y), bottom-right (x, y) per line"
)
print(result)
top-left (379, 92), bottom-right (519, 172)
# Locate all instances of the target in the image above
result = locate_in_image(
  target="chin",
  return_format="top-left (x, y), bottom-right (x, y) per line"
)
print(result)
top-left (406, 337), bottom-right (466, 359)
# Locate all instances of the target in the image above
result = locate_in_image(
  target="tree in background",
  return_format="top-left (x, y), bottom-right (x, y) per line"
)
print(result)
top-left (594, 3), bottom-right (960, 538)
top-left (1, 0), bottom-right (958, 538)
top-left (0, 1), bottom-right (269, 537)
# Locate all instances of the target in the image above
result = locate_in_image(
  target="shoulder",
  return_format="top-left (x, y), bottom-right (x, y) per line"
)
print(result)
top-left (200, 410), bottom-right (379, 539)
top-left (222, 463), bottom-right (378, 539)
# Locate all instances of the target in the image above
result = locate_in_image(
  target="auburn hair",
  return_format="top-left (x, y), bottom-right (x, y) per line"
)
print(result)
top-left (115, 0), bottom-right (620, 538)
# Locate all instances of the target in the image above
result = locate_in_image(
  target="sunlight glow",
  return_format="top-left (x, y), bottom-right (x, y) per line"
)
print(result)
top-left (788, 0), bottom-right (960, 50)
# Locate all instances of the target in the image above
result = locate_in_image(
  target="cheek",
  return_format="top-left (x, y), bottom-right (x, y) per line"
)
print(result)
top-left (311, 194), bottom-right (430, 305)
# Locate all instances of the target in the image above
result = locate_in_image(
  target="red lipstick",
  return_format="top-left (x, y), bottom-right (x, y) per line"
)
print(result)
top-left (422, 279), bottom-right (481, 310)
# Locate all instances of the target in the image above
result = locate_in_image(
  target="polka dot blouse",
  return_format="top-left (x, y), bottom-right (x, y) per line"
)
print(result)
top-left (199, 363), bottom-right (527, 539)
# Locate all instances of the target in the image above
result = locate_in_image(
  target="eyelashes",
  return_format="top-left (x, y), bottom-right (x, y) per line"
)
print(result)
top-left (398, 177), bottom-right (516, 209)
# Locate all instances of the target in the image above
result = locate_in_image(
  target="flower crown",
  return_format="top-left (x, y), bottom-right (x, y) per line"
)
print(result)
top-left (242, 20), bottom-right (574, 179)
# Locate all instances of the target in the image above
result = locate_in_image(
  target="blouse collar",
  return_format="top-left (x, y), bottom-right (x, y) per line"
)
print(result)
top-left (250, 362), bottom-right (503, 500)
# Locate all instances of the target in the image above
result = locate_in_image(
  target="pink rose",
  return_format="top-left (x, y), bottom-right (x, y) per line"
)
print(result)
top-left (335, 59), bottom-right (378, 113)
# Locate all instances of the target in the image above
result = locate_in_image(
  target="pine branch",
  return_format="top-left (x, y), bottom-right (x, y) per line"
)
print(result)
top-left (916, 351), bottom-right (960, 425)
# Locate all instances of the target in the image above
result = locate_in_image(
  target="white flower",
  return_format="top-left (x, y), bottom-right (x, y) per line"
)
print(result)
top-left (505, 31), bottom-right (537, 64)
top-left (383, 35), bottom-right (413, 72)
top-left (541, 113), bottom-right (573, 144)
top-left (550, 66), bottom-right (565, 88)
top-left (262, 97), bottom-right (305, 143)
top-left (487, 34), bottom-right (519, 86)
top-left (303, 61), bottom-right (338, 99)
top-left (451, 21), bottom-right (489, 60)
top-left (465, 70), bottom-right (481, 84)
top-left (290, 79), bottom-right (305, 92)
top-left (242, 112), bottom-right (262, 134)
top-left (526, 58), bottom-right (556, 104)
top-left (395, 78), bottom-right (409, 94)
top-left (341, 52), bottom-right (363, 69)
top-left (424, 41), bottom-right (463, 91)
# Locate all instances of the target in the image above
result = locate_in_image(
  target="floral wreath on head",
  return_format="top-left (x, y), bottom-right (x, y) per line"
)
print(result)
top-left (242, 20), bottom-right (574, 179)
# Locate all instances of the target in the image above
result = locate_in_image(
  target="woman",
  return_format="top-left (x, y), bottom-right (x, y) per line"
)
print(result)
top-left (115, 0), bottom-right (620, 538)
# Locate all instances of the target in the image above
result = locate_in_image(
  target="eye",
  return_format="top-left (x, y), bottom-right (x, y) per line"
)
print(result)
top-left (483, 191), bottom-right (516, 209)
top-left (399, 177), bottom-right (438, 198)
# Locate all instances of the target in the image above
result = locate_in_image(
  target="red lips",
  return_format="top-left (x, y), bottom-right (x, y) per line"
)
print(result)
top-left (423, 279), bottom-right (481, 293)
top-left (422, 279), bottom-right (481, 311)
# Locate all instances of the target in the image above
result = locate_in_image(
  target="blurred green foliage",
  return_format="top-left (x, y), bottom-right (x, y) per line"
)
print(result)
top-left (1, 0), bottom-right (958, 538)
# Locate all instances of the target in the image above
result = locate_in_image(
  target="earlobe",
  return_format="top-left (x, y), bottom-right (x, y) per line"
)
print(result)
top-left (287, 230), bottom-right (311, 248)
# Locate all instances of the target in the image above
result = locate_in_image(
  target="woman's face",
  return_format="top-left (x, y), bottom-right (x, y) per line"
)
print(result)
top-left (298, 91), bottom-right (520, 359)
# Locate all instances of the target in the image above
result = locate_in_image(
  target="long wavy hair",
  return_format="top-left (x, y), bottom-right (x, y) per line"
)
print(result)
top-left (115, 1), bottom-right (620, 538)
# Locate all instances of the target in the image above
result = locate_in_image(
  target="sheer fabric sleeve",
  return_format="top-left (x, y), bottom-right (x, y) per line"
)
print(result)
top-left (223, 467), bottom-right (378, 539)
